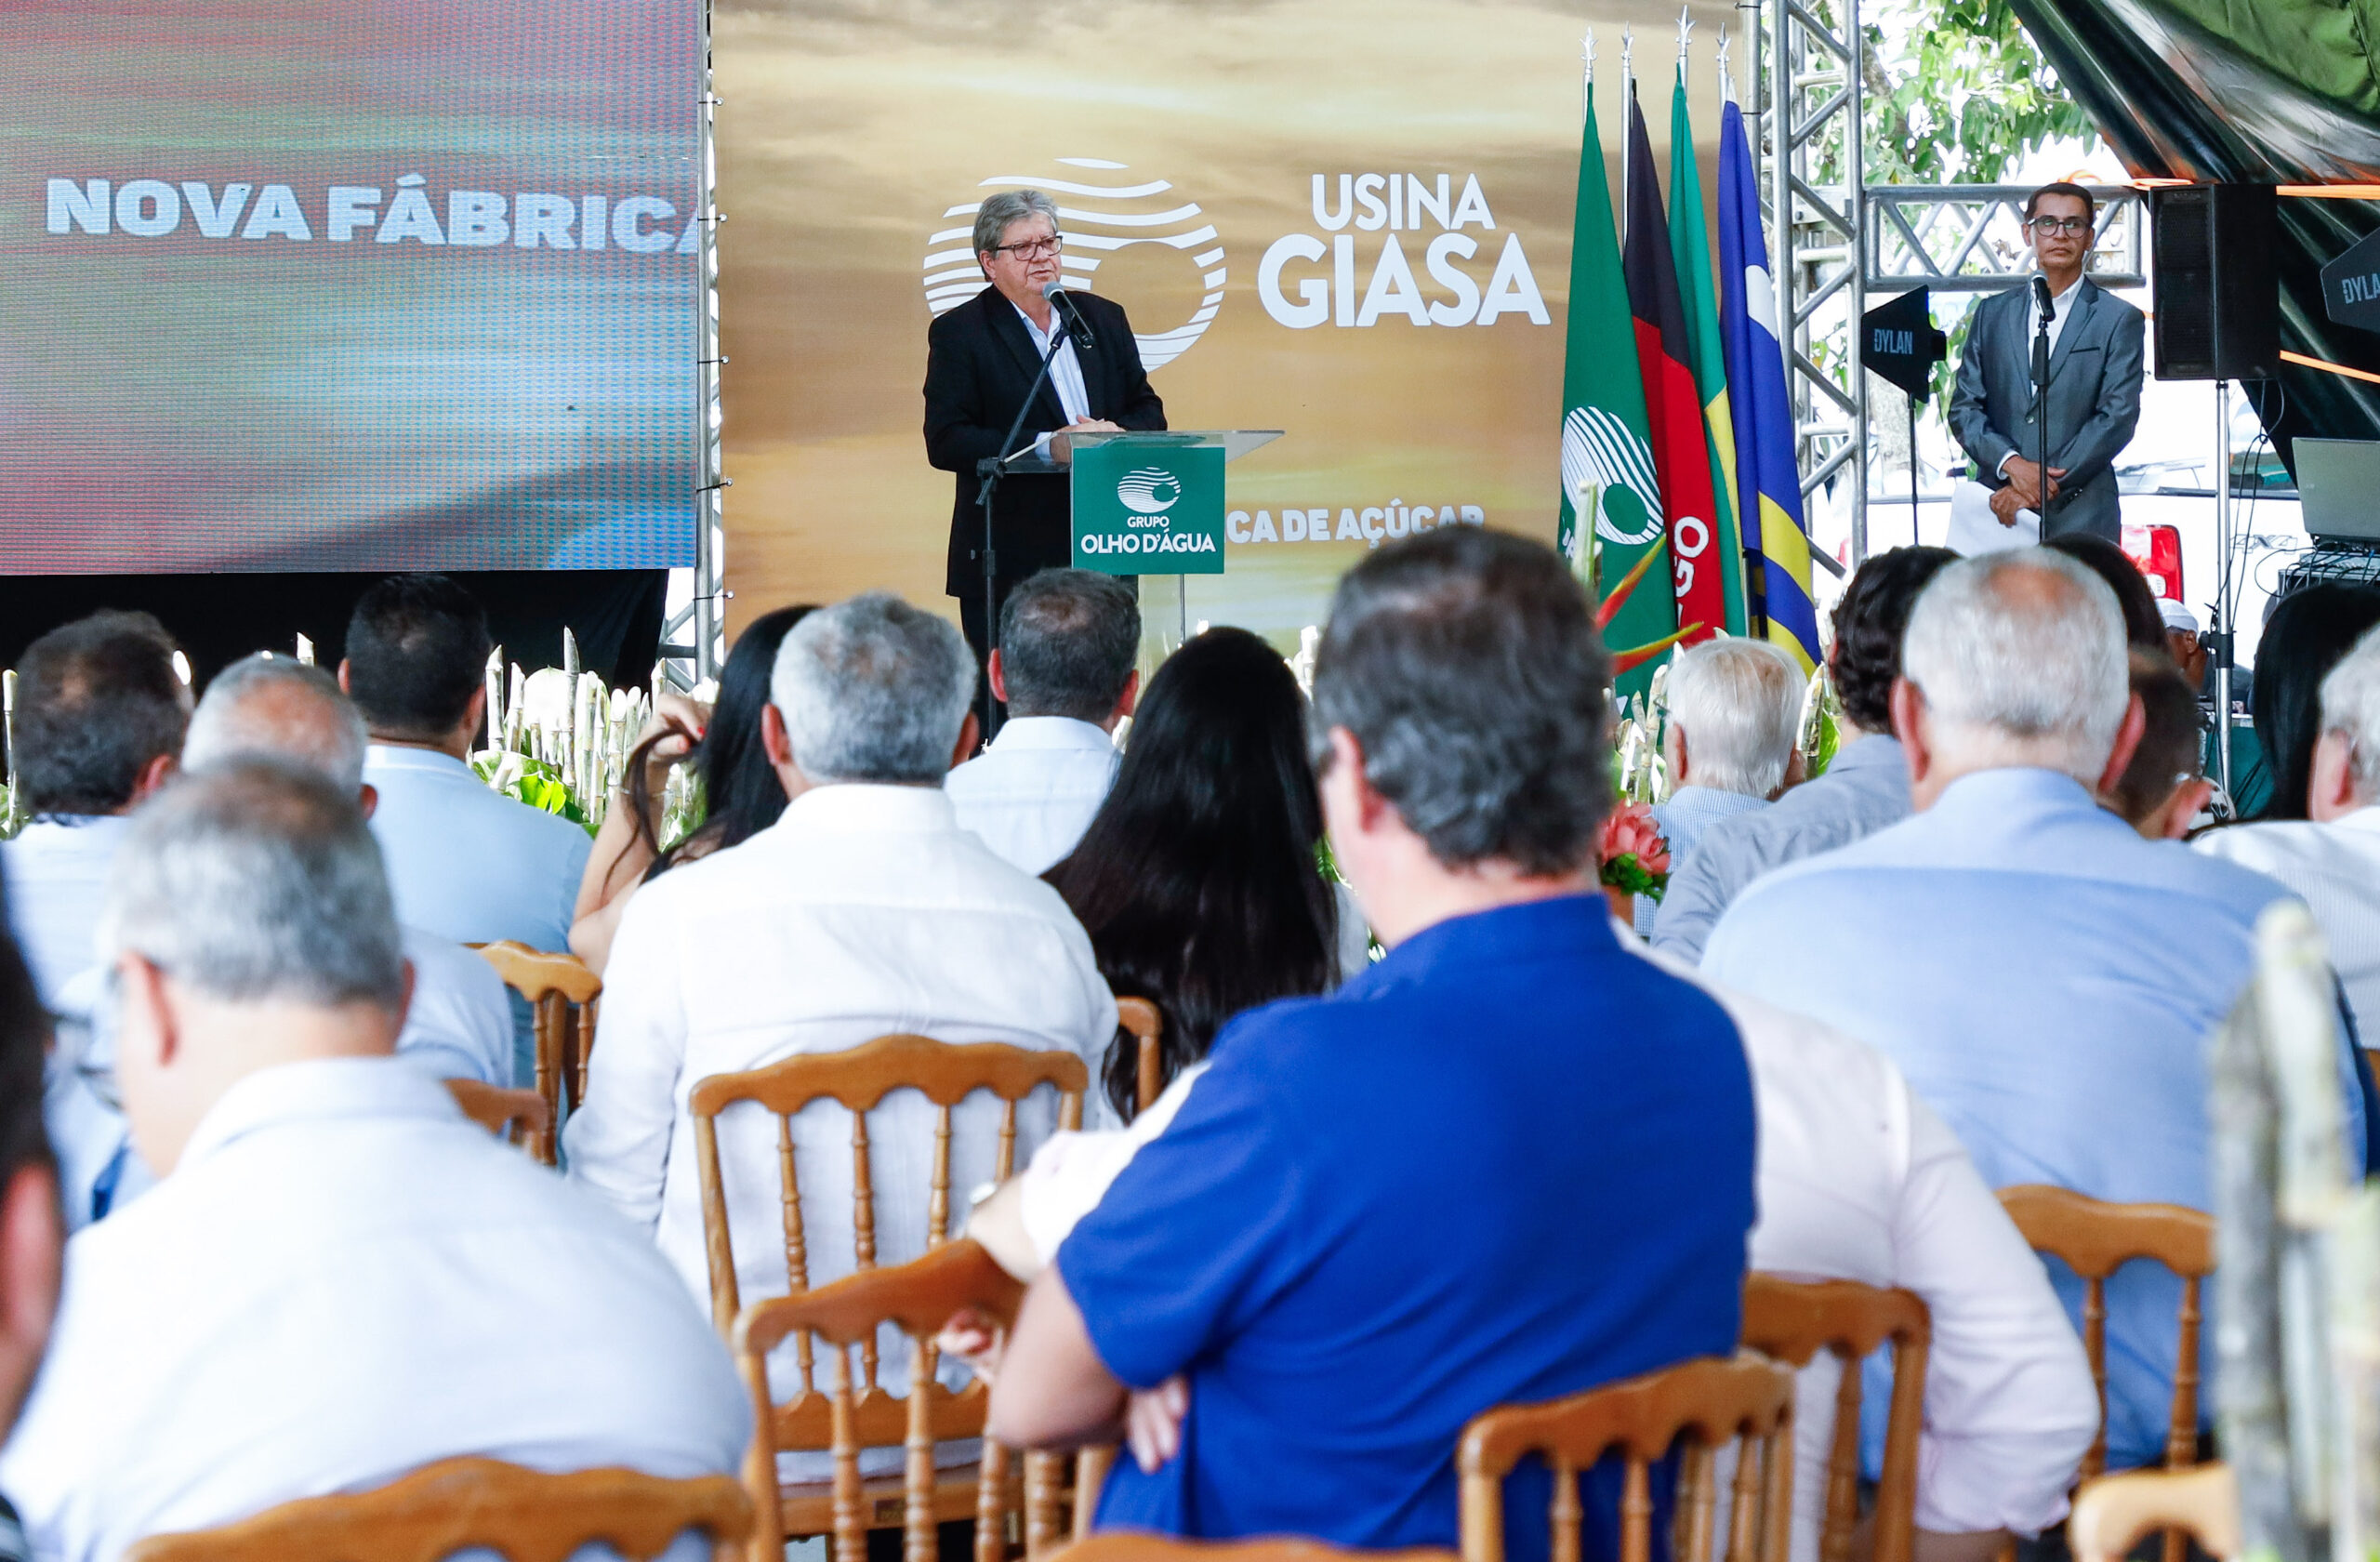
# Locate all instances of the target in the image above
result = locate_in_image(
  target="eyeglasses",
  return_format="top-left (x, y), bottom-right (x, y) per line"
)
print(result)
top-left (993, 236), bottom-right (1063, 260)
top-left (2027, 216), bottom-right (2092, 236)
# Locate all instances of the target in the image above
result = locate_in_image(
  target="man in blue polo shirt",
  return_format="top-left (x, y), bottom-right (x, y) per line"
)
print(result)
top-left (989, 529), bottom-right (1757, 1554)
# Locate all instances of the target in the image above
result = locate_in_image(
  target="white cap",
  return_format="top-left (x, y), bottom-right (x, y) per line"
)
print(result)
top-left (2157, 599), bottom-right (2200, 635)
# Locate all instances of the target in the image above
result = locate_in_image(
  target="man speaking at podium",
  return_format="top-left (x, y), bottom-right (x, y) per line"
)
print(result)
top-left (925, 189), bottom-right (1166, 705)
top-left (1949, 181), bottom-right (2145, 542)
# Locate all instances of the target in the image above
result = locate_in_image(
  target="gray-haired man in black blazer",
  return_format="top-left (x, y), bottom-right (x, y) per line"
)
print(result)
top-left (1949, 182), bottom-right (2146, 542)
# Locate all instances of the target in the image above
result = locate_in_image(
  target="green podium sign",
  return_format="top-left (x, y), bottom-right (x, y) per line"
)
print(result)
top-left (1069, 436), bottom-right (1227, 575)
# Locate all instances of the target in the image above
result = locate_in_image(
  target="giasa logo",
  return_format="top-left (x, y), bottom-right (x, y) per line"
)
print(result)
top-left (1117, 467), bottom-right (1181, 514)
top-left (922, 159), bottom-right (1224, 370)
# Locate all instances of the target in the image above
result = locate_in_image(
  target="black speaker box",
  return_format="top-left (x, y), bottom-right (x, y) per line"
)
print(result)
top-left (2150, 183), bottom-right (2278, 380)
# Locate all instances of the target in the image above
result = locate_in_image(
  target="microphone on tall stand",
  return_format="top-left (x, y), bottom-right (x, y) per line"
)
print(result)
top-left (2032, 272), bottom-right (2056, 325)
top-left (1044, 279), bottom-right (1096, 349)
top-left (2031, 273), bottom-right (2056, 515)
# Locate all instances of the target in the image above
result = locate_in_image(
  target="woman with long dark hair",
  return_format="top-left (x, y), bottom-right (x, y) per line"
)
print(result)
top-left (569, 604), bottom-right (814, 971)
top-left (1045, 627), bottom-right (1344, 1120)
top-left (2245, 582), bottom-right (2380, 820)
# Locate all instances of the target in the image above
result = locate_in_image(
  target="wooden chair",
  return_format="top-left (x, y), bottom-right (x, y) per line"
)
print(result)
top-left (123, 1455), bottom-right (751, 1562)
top-left (1048, 1537), bottom-right (1460, 1562)
top-left (1739, 1276), bottom-right (1929, 1562)
top-left (732, 1238), bottom-right (1030, 1562)
top-left (1116, 996), bottom-right (1163, 1119)
top-left (1997, 1185), bottom-right (2214, 1482)
top-left (443, 1079), bottom-right (556, 1165)
top-left (1457, 1353), bottom-right (1797, 1562)
top-left (474, 940), bottom-right (602, 1153)
top-left (2068, 1464), bottom-right (2239, 1562)
top-left (693, 1035), bottom-right (1088, 1555)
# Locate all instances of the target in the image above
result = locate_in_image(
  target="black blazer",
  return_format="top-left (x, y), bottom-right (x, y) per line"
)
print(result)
top-left (924, 285), bottom-right (1166, 597)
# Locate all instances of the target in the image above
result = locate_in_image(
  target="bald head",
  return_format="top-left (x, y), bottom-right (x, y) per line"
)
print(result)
top-left (185, 656), bottom-right (370, 796)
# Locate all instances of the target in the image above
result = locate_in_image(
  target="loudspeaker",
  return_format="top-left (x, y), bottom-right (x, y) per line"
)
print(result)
top-left (2150, 183), bottom-right (2278, 380)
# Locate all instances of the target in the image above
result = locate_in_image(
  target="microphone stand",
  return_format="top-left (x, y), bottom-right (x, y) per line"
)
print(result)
top-left (973, 316), bottom-right (1074, 742)
top-left (2033, 281), bottom-right (2056, 527)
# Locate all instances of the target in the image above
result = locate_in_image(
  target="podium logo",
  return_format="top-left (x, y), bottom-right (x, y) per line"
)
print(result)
top-left (923, 159), bottom-right (1224, 370)
top-left (1117, 467), bottom-right (1183, 516)
top-left (1561, 407), bottom-right (1664, 549)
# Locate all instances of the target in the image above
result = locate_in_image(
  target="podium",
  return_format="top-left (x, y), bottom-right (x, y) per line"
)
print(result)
top-left (985, 429), bottom-right (1281, 644)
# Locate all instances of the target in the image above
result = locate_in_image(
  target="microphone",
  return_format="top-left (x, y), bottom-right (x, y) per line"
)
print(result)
top-left (2032, 273), bottom-right (2056, 326)
top-left (1044, 279), bottom-right (1096, 349)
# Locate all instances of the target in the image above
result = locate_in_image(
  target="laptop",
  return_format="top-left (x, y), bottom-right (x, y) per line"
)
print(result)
top-left (2293, 438), bottom-right (2380, 544)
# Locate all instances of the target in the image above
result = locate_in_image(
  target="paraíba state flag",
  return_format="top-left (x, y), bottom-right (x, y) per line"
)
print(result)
top-left (1622, 82), bottom-right (1723, 649)
top-left (1668, 70), bottom-right (1750, 639)
top-left (1557, 79), bottom-right (1677, 701)
top-left (1716, 94), bottom-right (1821, 672)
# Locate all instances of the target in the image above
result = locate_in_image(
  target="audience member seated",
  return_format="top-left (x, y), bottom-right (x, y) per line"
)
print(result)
top-left (564, 593), bottom-right (1116, 1419)
top-left (2109, 651), bottom-right (2213, 841)
top-left (1701, 547), bottom-right (2367, 1476)
top-left (0, 892), bottom-right (60, 1466)
top-left (571, 605), bottom-right (812, 973)
top-left (1652, 547), bottom-right (1957, 960)
top-left (1633, 637), bottom-right (1805, 935)
top-left (2044, 533), bottom-right (2167, 651)
top-left (0, 761), bottom-right (748, 1562)
top-left (1, 612), bottom-right (189, 1011)
top-left (946, 570), bottom-right (1139, 874)
top-left (2197, 625), bottom-right (2380, 1040)
top-left (2241, 581), bottom-right (2380, 821)
top-left (182, 655), bottom-right (515, 1088)
top-left (987, 530), bottom-right (1756, 1555)
top-left (341, 574), bottom-right (593, 956)
top-left (1045, 627), bottom-right (1349, 1120)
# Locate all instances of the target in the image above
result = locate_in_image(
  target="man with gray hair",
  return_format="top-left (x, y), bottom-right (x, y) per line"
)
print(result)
top-left (1703, 547), bottom-right (2367, 1479)
top-left (945, 569), bottom-right (1140, 873)
top-left (1634, 638), bottom-right (1805, 933)
top-left (0, 761), bottom-right (750, 1562)
top-left (567, 591), bottom-right (1114, 1468)
top-left (2198, 622), bottom-right (2380, 1036)
top-left (923, 188), bottom-right (1166, 728)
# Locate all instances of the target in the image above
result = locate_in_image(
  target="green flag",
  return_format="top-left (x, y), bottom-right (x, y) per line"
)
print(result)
top-left (1560, 81), bottom-right (1675, 702)
top-left (1668, 69), bottom-right (1750, 637)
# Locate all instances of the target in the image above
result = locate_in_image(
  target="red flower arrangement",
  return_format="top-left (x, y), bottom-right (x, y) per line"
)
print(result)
top-left (1596, 801), bottom-right (1673, 903)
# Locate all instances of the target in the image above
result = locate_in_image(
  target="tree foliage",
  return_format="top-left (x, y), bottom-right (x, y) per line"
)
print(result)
top-left (1865, 0), bottom-right (2095, 184)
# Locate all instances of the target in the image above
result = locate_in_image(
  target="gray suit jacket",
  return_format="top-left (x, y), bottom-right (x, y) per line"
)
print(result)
top-left (1948, 279), bottom-right (2146, 541)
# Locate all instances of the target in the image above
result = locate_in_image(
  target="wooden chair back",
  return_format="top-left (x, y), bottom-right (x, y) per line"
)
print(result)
top-left (122, 1455), bottom-right (751, 1562)
top-left (1116, 997), bottom-right (1163, 1117)
top-left (473, 940), bottom-right (602, 1151)
top-left (1048, 1537), bottom-right (1461, 1562)
top-left (443, 1079), bottom-right (556, 1165)
top-left (1996, 1185), bottom-right (2215, 1482)
top-left (2068, 1464), bottom-right (2239, 1562)
top-left (733, 1239), bottom-right (1027, 1562)
top-left (1457, 1353), bottom-right (1797, 1562)
top-left (1739, 1276), bottom-right (1929, 1562)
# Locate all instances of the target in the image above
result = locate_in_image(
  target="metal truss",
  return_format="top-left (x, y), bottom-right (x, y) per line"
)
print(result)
top-left (1869, 184), bottom-right (2144, 291)
top-left (660, 0), bottom-right (727, 693)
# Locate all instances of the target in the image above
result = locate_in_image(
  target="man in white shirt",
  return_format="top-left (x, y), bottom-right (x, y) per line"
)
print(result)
top-left (0, 611), bottom-right (190, 1011)
top-left (0, 761), bottom-right (749, 1562)
top-left (340, 575), bottom-right (592, 956)
top-left (945, 569), bottom-right (1138, 874)
top-left (566, 591), bottom-right (1115, 1364)
top-left (2198, 623), bottom-right (2380, 1036)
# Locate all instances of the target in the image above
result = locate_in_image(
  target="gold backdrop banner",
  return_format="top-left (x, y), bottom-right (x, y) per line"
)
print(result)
top-left (717, 0), bottom-right (1733, 653)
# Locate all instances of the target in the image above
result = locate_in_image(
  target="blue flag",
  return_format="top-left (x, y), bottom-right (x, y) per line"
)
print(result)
top-left (1716, 98), bottom-right (1820, 671)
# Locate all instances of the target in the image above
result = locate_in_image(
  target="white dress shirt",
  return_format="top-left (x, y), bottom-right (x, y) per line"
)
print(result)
top-left (564, 784), bottom-right (1116, 1469)
top-left (1015, 302), bottom-right (1091, 461)
top-left (0, 1057), bottom-right (750, 1562)
top-left (363, 745), bottom-right (592, 953)
top-left (2195, 807), bottom-right (2380, 1039)
top-left (945, 716), bottom-right (1119, 875)
top-left (1002, 935), bottom-right (2096, 1554)
top-left (1, 814), bottom-right (133, 1012)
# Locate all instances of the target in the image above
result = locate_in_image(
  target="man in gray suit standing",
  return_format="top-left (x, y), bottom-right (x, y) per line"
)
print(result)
top-left (1950, 182), bottom-right (2147, 542)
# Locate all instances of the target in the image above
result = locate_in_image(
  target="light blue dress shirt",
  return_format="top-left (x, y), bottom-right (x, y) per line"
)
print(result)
top-left (1, 814), bottom-right (133, 1011)
top-left (363, 746), bottom-right (591, 952)
top-left (1633, 786), bottom-right (1769, 938)
top-left (1651, 735), bottom-right (1911, 962)
top-left (1702, 766), bottom-right (2367, 1472)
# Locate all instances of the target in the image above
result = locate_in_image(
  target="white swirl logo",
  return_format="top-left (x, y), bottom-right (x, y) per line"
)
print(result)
top-left (1116, 467), bottom-right (1181, 514)
top-left (1561, 405), bottom-right (1664, 549)
top-left (922, 158), bottom-right (1225, 370)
